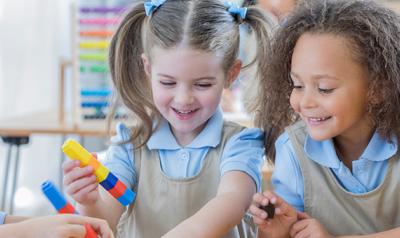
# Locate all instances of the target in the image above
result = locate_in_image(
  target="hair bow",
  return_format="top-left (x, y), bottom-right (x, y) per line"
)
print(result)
top-left (144, 0), bottom-right (167, 16)
top-left (225, 1), bottom-right (247, 20)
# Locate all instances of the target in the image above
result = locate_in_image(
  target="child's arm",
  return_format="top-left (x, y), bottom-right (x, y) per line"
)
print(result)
top-left (163, 171), bottom-right (255, 238)
top-left (338, 229), bottom-right (400, 238)
top-left (291, 213), bottom-right (400, 238)
top-left (0, 214), bottom-right (114, 238)
top-left (63, 159), bottom-right (126, 232)
top-left (250, 190), bottom-right (298, 238)
top-left (3, 214), bottom-right (29, 224)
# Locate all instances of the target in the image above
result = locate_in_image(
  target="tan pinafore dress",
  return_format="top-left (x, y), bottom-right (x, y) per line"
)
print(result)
top-left (286, 121), bottom-right (400, 235)
top-left (117, 121), bottom-right (256, 238)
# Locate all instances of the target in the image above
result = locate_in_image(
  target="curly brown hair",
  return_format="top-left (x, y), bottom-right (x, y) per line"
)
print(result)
top-left (255, 0), bottom-right (400, 160)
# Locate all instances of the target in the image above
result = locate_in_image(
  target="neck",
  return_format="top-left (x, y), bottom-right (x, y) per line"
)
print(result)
top-left (333, 127), bottom-right (375, 171)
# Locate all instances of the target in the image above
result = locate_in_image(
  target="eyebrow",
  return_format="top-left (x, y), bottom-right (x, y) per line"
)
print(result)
top-left (157, 73), bottom-right (217, 81)
top-left (290, 72), bottom-right (340, 81)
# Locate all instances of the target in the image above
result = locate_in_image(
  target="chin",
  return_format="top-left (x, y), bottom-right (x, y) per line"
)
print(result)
top-left (308, 131), bottom-right (331, 141)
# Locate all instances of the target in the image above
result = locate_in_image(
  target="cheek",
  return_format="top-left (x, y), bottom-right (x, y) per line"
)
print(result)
top-left (151, 85), bottom-right (169, 105)
top-left (289, 92), bottom-right (299, 112)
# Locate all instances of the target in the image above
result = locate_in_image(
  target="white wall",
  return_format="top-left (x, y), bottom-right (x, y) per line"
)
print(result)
top-left (0, 0), bottom-right (76, 216)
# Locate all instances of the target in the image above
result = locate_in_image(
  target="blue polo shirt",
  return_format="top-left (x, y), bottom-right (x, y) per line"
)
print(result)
top-left (0, 211), bottom-right (6, 225)
top-left (104, 109), bottom-right (265, 191)
top-left (272, 131), bottom-right (398, 212)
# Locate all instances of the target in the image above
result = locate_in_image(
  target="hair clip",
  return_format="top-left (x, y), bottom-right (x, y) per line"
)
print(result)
top-left (144, 0), bottom-right (167, 16)
top-left (225, 1), bottom-right (247, 20)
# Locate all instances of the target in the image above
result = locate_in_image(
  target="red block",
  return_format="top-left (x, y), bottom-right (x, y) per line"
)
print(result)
top-left (84, 223), bottom-right (98, 238)
top-left (108, 180), bottom-right (126, 198)
top-left (59, 203), bottom-right (76, 214)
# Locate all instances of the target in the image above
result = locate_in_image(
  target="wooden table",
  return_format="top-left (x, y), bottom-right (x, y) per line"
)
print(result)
top-left (0, 111), bottom-right (111, 213)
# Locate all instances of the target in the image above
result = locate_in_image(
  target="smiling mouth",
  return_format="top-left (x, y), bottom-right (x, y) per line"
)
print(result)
top-left (172, 108), bottom-right (198, 115)
top-left (308, 116), bottom-right (332, 122)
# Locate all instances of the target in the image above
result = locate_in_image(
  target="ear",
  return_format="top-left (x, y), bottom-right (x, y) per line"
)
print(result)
top-left (141, 53), bottom-right (151, 77)
top-left (224, 59), bottom-right (242, 89)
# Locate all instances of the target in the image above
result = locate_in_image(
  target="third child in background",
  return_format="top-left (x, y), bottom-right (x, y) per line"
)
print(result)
top-left (250, 0), bottom-right (400, 237)
top-left (63, 0), bottom-right (273, 237)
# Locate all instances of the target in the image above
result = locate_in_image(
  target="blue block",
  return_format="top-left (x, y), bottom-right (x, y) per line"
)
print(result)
top-left (99, 173), bottom-right (118, 190)
top-left (41, 180), bottom-right (67, 211)
top-left (117, 189), bottom-right (136, 206)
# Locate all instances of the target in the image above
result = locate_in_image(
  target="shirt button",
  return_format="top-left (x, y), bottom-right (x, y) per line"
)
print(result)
top-left (181, 151), bottom-right (189, 160)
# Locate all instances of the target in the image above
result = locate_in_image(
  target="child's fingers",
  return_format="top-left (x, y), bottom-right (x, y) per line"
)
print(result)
top-left (293, 228), bottom-right (309, 238)
top-left (252, 215), bottom-right (270, 227)
top-left (297, 211), bottom-right (311, 220)
top-left (63, 214), bottom-right (113, 238)
top-left (262, 192), bottom-right (296, 217)
top-left (249, 204), bottom-right (268, 219)
top-left (62, 160), bottom-right (81, 173)
top-left (253, 192), bottom-right (270, 206)
top-left (65, 174), bottom-right (97, 196)
top-left (290, 219), bottom-right (309, 237)
top-left (73, 182), bottom-right (98, 198)
top-left (261, 190), bottom-right (278, 200)
top-left (63, 165), bottom-right (94, 187)
top-left (68, 224), bottom-right (88, 238)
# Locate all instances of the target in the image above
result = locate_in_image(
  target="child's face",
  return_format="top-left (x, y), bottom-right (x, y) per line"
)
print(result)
top-left (290, 33), bottom-right (372, 142)
top-left (142, 46), bottom-right (239, 145)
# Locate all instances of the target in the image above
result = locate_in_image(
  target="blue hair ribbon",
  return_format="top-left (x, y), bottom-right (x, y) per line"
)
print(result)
top-left (144, 0), bottom-right (167, 16)
top-left (225, 1), bottom-right (247, 20)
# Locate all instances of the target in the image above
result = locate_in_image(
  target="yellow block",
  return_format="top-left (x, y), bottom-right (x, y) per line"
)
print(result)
top-left (94, 164), bottom-right (110, 183)
top-left (62, 139), bottom-right (93, 166)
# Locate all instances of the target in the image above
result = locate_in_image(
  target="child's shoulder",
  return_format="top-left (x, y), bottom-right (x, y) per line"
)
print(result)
top-left (222, 120), bottom-right (264, 142)
top-left (275, 120), bottom-right (307, 148)
top-left (111, 122), bottom-right (132, 142)
top-left (223, 120), bottom-right (244, 129)
top-left (285, 120), bottom-right (307, 132)
top-left (223, 120), bottom-right (263, 134)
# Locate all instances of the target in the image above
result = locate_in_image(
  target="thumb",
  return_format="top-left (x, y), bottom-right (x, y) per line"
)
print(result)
top-left (297, 211), bottom-right (311, 220)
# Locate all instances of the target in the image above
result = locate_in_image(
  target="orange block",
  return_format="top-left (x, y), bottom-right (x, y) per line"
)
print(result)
top-left (108, 180), bottom-right (126, 199)
top-left (88, 157), bottom-right (100, 170)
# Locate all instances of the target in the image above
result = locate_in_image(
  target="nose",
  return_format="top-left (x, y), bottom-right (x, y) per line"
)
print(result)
top-left (175, 87), bottom-right (194, 106)
top-left (299, 89), bottom-right (317, 109)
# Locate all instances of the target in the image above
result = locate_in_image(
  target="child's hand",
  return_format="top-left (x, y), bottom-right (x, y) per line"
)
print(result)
top-left (249, 190), bottom-right (297, 238)
top-left (290, 212), bottom-right (334, 238)
top-left (17, 214), bottom-right (114, 238)
top-left (62, 159), bottom-right (100, 205)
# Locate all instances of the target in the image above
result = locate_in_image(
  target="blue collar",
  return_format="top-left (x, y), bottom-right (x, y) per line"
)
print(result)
top-left (147, 108), bottom-right (224, 150)
top-left (304, 131), bottom-right (398, 168)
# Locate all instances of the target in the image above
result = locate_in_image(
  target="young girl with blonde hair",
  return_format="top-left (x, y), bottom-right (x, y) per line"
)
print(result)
top-left (63, 0), bottom-right (273, 237)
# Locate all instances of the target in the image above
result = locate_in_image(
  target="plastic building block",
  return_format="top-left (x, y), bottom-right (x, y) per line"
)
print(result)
top-left (62, 139), bottom-right (135, 206)
top-left (99, 173), bottom-right (118, 190)
top-left (94, 164), bottom-right (109, 183)
top-left (108, 180), bottom-right (126, 198)
top-left (41, 181), bottom-right (97, 238)
top-left (41, 180), bottom-right (77, 214)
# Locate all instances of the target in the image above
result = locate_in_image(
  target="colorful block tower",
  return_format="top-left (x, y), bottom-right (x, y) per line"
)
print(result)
top-left (62, 139), bottom-right (135, 206)
top-left (41, 180), bottom-right (97, 238)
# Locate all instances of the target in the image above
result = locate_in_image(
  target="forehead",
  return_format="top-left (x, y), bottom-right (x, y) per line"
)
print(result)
top-left (291, 33), bottom-right (365, 78)
top-left (149, 46), bottom-right (224, 74)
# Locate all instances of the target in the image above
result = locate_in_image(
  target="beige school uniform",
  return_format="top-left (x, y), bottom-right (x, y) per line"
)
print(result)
top-left (117, 121), bottom-right (256, 238)
top-left (286, 121), bottom-right (400, 235)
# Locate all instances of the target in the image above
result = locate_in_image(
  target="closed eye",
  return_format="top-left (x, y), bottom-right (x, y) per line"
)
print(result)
top-left (319, 88), bottom-right (335, 94)
top-left (160, 81), bottom-right (176, 86)
top-left (195, 83), bottom-right (212, 88)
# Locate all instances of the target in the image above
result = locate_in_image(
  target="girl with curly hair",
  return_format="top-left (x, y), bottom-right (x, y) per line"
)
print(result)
top-left (250, 0), bottom-right (400, 237)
